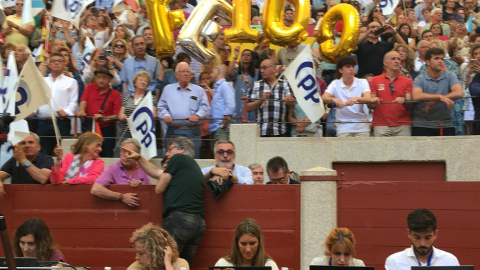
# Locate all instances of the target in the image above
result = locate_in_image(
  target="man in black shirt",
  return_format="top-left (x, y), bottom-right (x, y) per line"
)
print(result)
top-left (0, 133), bottom-right (54, 197)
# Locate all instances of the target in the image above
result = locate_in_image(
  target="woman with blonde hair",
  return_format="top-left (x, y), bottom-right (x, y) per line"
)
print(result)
top-left (215, 218), bottom-right (279, 270)
top-left (393, 43), bottom-right (417, 79)
top-left (50, 132), bottom-right (104, 184)
top-left (118, 71), bottom-right (157, 138)
top-left (127, 223), bottom-right (188, 270)
top-left (310, 228), bottom-right (365, 266)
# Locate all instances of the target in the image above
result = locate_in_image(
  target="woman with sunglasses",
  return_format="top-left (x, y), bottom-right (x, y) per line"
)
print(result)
top-left (367, 7), bottom-right (386, 25)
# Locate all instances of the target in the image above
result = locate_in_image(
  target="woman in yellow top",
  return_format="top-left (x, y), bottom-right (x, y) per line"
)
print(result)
top-left (127, 223), bottom-right (189, 270)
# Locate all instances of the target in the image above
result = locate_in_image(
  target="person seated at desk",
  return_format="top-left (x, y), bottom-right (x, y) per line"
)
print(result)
top-left (310, 228), bottom-right (365, 266)
top-left (215, 218), bottom-right (279, 270)
top-left (50, 132), bottom-right (105, 184)
top-left (127, 222), bottom-right (189, 270)
top-left (14, 218), bottom-right (65, 266)
top-left (0, 133), bottom-right (54, 198)
top-left (90, 138), bottom-right (152, 207)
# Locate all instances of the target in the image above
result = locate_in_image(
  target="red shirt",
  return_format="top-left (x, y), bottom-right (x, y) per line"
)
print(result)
top-left (370, 71), bottom-right (413, 127)
top-left (80, 83), bottom-right (122, 128)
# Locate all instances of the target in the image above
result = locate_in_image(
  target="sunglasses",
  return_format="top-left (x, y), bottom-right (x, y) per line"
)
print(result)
top-left (114, 44), bottom-right (125, 48)
top-left (216, 149), bottom-right (235, 155)
top-left (389, 82), bottom-right (395, 92)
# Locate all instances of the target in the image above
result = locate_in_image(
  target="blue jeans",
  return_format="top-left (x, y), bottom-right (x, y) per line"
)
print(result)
top-left (162, 211), bottom-right (205, 268)
top-left (165, 127), bottom-right (201, 158)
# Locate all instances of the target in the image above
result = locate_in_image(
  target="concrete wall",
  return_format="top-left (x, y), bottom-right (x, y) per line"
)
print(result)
top-left (230, 123), bottom-right (480, 182)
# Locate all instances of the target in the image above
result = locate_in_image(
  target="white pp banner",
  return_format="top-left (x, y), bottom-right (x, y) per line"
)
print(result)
top-left (280, 46), bottom-right (324, 123)
top-left (379, 0), bottom-right (400, 16)
top-left (127, 92), bottom-right (157, 160)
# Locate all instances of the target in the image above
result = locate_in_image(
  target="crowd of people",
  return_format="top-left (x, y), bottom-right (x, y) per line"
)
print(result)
top-left (8, 208), bottom-right (460, 270)
top-left (1, 0), bottom-right (479, 160)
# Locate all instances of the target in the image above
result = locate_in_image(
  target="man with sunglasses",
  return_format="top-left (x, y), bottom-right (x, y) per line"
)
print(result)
top-left (370, 51), bottom-right (413, 137)
top-left (2, 0), bottom-right (34, 46)
top-left (201, 139), bottom-right (253, 185)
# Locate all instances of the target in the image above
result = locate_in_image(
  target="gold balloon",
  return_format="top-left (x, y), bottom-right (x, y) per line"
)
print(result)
top-left (318, 3), bottom-right (359, 63)
top-left (262, 0), bottom-right (310, 46)
top-left (177, 0), bottom-right (232, 65)
top-left (224, 0), bottom-right (259, 43)
top-left (146, 0), bottom-right (186, 58)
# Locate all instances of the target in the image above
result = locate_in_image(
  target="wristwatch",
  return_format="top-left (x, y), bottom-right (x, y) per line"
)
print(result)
top-left (24, 161), bottom-right (31, 168)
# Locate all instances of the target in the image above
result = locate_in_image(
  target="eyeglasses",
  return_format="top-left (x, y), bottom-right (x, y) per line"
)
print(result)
top-left (50, 59), bottom-right (65, 63)
top-left (389, 82), bottom-right (395, 92)
top-left (374, 8), bottom-right (381, 12)
top-left (216, 149), bottom-right (235, 155)
top-left (270, 175), bottom-right (287, 183)
top-left (177, 70), bottom-right (191, 73)
top-left (369, 25), bottom-right (380, 29)
top-left (242, 53), bottom-right (252, 57)
top-left (114, 44), bottom-right (125, 48)
top-left (260, 65), bottom-right (273, 70)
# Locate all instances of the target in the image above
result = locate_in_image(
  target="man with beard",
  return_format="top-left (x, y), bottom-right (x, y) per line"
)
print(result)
top-left (385, 208), bottom-right (459, 270)
top-left (201, 140), bottom-right (253, 184)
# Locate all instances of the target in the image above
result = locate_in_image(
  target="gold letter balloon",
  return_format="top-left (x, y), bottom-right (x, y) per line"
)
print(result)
top-left (317, 3), bottom-right (359, 63)
top-left (262, 0), bottom-right (310, 46)
top-left (177, 0), bottom-right (233, 65)
top-left (146, 0), bottom-right (186, 57)
top-left (224, 0), bottom-right (258, 43)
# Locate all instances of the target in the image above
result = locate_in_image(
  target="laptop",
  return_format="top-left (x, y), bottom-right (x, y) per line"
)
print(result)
top-left (0, 257), bottom-right (39, 267)
top-left (210, 267), bottom-right (272, 270)
top-left (412, 266), bottom-right (474, 270)
top-left (310, 266), bottom-right (375, 270)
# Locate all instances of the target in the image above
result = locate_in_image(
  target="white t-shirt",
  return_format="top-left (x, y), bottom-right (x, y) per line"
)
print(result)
top-left (385, 246), bottom-right (459, 270)
top-left (325, 77), bottom-right (371, 135)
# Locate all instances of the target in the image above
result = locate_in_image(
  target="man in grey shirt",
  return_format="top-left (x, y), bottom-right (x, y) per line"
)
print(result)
top-left (411, 48), bottom-right (463, 136)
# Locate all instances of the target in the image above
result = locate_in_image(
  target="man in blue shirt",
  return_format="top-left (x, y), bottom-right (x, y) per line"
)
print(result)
top-left (120, 36), bottom-right (161, 98)
top-left (209, 65), bottom-right (235, 148)
top-left (201, 139), bottom-right (253, 184)
top-left (158, 62), bottom-right (210, 158)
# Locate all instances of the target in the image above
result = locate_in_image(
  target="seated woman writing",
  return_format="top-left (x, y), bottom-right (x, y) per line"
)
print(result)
top-left (127, 223), bottom-right (189, 270)
top-left (310, 228), bottom-right (365, 266)
top-left (215, 218), bottom-right (279, 270)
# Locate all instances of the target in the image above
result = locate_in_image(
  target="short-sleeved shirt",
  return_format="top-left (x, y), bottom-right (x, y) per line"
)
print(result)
top-left (162, 154), bottom-right (205, 218)
top-left (385, 246), bottom-right (459, 270)
top-left (95, 160), bottom-right (152, 186)
top-left (325, 78), bottom-right (371, 135)
top-left (412, 71), bottom-right (459, 128)
top-left (1, 153), bottom-right (54, 184)
top-left (370, 72), bottom-right (413, 127)
top-left (119, 55), bottom-right (160, 95)
top-left (3, 15), bottom-right (35, 46)
top-left (80, 84), bottom-right (122, 128)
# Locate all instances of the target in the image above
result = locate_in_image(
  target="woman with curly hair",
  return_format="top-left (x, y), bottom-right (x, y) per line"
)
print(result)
top-left (393, 43), bottom-right (417, 79)
top-left (14, 218), bottom-right (65, 265)
top-left (127, 223), bottom-right (188, 270)
top-left (215, 218), bottom-right (279, 270)
top-left (310, 228), bottom-right (365, 266)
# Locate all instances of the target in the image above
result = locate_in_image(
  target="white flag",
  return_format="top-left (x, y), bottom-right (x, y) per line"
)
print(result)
top-left (81, 37), bottom-right (95, 76)
top-left (51, 0), bottom-right (95, 29)
top-left (380, 0), bottom-right (400, 16)
top-left (280, 46), bottom-right (324, 123)
top-left (0, 51), bottom-right (18, 115)
top-left (127, 92), bottom-right (157, 160)
top-left (0, 141), bottom-right (13, 168)
top-left (2, 0), bottom-right (16, 8)
top-left (8, 119), bottom-right (29, 145)
top-left (14, 56), bottom-right (51, 121)
top-left (20, 0), bottom-right (32, 26)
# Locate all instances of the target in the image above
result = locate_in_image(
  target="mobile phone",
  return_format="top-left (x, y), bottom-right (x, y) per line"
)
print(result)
top-left (374, 27), bottom-right (386, 36)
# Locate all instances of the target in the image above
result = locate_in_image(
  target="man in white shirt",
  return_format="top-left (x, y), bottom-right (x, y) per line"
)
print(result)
top-left (36, 52), bottom-right (78, 156)
top-left (385, 208), bottom-right (460, 270)
top-left (415, 40), bottom-right (429, 72)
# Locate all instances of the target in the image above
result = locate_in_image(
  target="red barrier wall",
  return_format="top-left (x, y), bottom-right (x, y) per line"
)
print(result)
top-left (335, 162), bottom-right (480, 270)
top-left (0, 184), bottom-right (300, 270)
